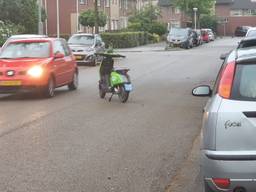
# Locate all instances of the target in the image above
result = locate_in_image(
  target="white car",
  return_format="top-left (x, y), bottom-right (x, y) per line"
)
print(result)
top-left (202, 28), bottom-right (215, 41)
top-left (246, 27), bottom-right (256, 37)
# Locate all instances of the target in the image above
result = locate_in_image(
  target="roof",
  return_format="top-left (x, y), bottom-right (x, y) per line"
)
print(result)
top-left (158, 0), bottom-right (174, 6)
top-left (231, 0), bottom-right (256, 9)
top-left (216, 0), bottom-right (256, 9)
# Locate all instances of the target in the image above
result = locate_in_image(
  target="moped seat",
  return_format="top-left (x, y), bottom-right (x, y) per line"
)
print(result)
top-left (115, 68), bottom-right (130, 74)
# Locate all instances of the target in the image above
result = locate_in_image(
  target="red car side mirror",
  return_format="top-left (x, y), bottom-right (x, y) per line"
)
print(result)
top-left (54, 52), bottom-right (65, 59)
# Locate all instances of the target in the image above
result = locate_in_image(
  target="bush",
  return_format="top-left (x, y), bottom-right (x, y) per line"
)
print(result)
top-left (101, 32), bottom-right (151, 48)
top-left (148, 22), bottom-right (167, 36)
top-left (200, 15), bottom-right (217, 32)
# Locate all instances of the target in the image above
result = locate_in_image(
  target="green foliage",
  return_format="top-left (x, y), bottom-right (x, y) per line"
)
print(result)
top-left (79, 9), bottom-right (107, 28)
top-left (101, 32), bottom-right (160, 48)
top-left (148, 22), bottom-right (167, 36)
top-left (0, 20), bottom-right (24, 46)
top-left (128, 5), bottom-right (166, 36)
top-left (174, 0), bottom-right (215, 16)
top-left (200, 15), bottom-right (217, 32)
top-left (129, 5), bottom-right (161, 24)
top-left (0, 0), bottom-right (43, 34)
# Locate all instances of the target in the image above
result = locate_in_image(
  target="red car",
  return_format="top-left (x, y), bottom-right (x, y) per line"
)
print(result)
top-left (0, 37), bottom-right (78, 97)
top-left (201, 30), bottom-right (210, 43)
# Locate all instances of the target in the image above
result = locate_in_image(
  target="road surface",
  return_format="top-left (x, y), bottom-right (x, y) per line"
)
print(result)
top-left (0, 37), bottom-right (239, 192)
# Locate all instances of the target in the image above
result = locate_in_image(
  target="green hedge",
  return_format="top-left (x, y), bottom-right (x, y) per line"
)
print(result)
top-left (0, 21), bottom-right (24, 46)
top-left (101, 32), bottom-right (159, 48)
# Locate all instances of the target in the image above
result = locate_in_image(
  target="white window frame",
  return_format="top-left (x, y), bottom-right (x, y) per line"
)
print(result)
top-left (105, 0), bottom-right (110, 7)
top-left (230, 9), bottom-right (243, 16)
top-left (79, 0), bottom-right (85, 4)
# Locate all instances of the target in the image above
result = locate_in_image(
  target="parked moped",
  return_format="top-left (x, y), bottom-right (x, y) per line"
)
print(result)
top-left (97, 53), bottom-right (133, 103)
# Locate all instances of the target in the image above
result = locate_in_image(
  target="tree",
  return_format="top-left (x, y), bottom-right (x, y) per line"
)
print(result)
top-left (79, 9), bottom-right (107, 32)
top-left (128, 5), bottom-right (166, 36)
top-left (200, 15), bottom-right (217, 32)
top-left (0, 0), bottom-right (45, 34)
top-left (174, 0), bottom-right (215, 18)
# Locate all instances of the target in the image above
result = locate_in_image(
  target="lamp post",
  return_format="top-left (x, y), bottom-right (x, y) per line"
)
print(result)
top-left (57, 0), bottom-right (60, 38)
top-left (76, 0), bottom-right (79, 33)
top-left (38, 0), bottom-right (43, 35)
top-left (193, 7), bottom-right (198, 30)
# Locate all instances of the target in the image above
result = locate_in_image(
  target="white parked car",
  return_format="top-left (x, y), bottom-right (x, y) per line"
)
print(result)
top-left (246, 27), bottom-right (256, 37)
top-left (202, 28), bottom-right (215, 41)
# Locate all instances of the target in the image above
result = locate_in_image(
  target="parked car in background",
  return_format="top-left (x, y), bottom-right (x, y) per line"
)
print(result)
top-left (0, 37), bottom-right (78, 97)
top-left (201, 30), bottom-right (210, 43)
top-left (193, 46), bottom-right (256, 192)
top-left (246, 27), bottom-right (256, 37)
top-left (235, 26), bottom-right (251, 37)
top-left (202, 29), bottom-right (215, 41)
top-left (68, 33), bottom-right (105, 66)
top-left (167, 28), bottom-right (193, 49)
top-left (208, 31), bottom-right (215, 41)
top-left (238, 36), bottom-right (256, 49)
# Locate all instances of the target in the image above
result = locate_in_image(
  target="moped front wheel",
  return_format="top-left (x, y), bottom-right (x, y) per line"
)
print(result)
top-left (118, 85), bottom-right (129, 103)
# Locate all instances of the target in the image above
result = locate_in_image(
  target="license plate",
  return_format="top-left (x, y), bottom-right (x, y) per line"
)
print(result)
top-left (0, 80), bottom-right (21, 86)
top-left (75, 55), bottom-right (83, 60)
top-left (124, 84), bottom-right (133, 91)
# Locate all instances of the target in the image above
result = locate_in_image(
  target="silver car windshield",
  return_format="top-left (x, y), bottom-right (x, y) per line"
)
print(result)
top-left (169, 28), bottom-right (188, 37)
top-left (0, 42), bottom-right (50, 59)
top-left (68, 35), bottom-right (94, 45)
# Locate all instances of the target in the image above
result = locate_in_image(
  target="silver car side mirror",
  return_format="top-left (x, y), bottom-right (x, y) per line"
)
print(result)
top-left (192, 85), bottom-right (212, 97)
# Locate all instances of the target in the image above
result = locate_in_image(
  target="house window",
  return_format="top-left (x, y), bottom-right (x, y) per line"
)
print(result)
top-left (125, 0), bottom-right (128, 9)
top-left (105, 0), bottom-right (110, 7)
top-left (169, 20), bottom-right (180, 29)
top-left (79, 0), bottom-right (85, 4)
top-left (230, 9), bottom-right (243, 16)
top-left (175, 7), bottom-right (180, 14)
top-left (243, 9), bottom-right (252, 16)
top-left (97, 0), bottom-right (101, 6)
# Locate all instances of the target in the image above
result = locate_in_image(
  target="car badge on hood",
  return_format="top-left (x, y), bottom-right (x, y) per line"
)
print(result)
top-left (6, 70), bottom-right (15, 77)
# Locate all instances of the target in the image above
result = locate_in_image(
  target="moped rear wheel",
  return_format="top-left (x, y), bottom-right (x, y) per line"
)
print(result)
top-left (118, 85), bottom-right (129, 103)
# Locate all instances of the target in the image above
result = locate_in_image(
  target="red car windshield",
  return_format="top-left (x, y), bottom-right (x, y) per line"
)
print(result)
top-left (0, 41), bottom-right (50, 59)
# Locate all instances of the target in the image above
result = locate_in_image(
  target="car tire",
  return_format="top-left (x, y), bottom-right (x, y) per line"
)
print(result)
top-left (68, 72), bottom-right (78, 91)
top-left (185, 42), bottom-right (190, 49)
top-left (43, 76), bottom-right (55, 98)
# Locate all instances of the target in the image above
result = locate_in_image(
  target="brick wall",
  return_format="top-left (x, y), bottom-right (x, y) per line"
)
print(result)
top-left (216, 4), bottom-right (256, 36)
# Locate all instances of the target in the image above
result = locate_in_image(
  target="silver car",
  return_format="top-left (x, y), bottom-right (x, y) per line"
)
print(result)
top-left (68, 33), bottom-right (105, 66)
top-left (193, 47), bottom-right (256, 192)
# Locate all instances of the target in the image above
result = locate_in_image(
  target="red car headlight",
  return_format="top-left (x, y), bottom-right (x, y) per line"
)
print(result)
top-left (27, 66), bottom-right (44, 78)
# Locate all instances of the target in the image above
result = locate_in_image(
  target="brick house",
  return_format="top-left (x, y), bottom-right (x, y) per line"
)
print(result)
top-left (157, 0), bottom-right (189, 30)
top-left (43, 0), bottom-right (134, 37)
top-left (216, 0), bottom-right (256, 36)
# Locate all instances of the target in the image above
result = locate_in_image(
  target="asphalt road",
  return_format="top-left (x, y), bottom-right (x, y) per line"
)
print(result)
top-left (0, 38), bottom-right (239, 192)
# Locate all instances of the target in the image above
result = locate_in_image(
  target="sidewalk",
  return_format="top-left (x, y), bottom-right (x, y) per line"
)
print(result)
top-left (117, 42), bottom-right (166, 52)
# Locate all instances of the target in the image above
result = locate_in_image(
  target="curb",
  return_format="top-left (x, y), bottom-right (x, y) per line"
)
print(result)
top-left (165, 133), bottom-right (201, 192)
